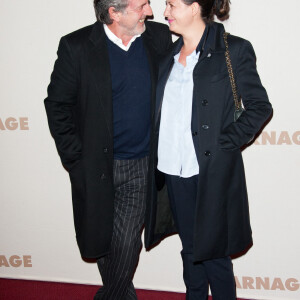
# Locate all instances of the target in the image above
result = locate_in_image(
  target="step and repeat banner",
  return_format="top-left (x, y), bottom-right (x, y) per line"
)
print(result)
top-left (0, 0), bottom-right (299, 299)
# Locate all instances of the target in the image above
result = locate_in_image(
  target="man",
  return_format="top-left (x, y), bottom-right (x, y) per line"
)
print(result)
top-left (44, 0), bottom-right (171, 298)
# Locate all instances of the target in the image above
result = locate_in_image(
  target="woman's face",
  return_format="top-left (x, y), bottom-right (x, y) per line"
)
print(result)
top-left (164, 0), bottom-right (195, 35)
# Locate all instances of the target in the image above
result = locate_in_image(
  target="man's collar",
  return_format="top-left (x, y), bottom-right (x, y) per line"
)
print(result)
top-left (103, 24), bottom-right (141, 51)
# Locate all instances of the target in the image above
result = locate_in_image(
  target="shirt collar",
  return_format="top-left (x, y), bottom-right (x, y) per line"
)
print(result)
top-left (174, 50), bottom-right (200, 68)
top-left (103, 24), bottom-right (141, 51)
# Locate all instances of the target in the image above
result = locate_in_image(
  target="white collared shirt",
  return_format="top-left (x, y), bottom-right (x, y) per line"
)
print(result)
top-left (103, 24), bottom-right (141, 51)
top-left (157, 50), bottom-right (200, 178)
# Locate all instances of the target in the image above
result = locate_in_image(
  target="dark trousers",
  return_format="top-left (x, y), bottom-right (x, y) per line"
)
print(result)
top-left (165, 174), bottom-right (236, 300)
top-left (94, 156), bottom-right (149, 300)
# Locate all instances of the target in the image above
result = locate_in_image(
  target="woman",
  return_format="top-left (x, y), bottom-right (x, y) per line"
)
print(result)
top-left (144, 0), bottom-right (272, 299)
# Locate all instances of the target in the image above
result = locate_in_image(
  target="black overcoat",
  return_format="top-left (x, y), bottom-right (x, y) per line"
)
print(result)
top-left (45, 21), bottom-right (172, 258)
top-left (144, 22), bottom-right (272, 262)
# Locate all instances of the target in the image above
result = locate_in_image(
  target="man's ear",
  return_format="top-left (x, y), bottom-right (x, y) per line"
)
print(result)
top-left (108, 7), bottom-right (121, 22)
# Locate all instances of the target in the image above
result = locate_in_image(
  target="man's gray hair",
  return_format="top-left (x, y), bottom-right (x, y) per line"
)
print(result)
top-left (94, 0), bottom-right (129, 24)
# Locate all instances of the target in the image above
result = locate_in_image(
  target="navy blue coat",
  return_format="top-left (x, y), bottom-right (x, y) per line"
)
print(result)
top-left (144, 22), bottom-right (272, 262)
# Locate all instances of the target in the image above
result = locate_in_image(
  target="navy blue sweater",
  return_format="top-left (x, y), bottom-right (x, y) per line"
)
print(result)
top-left (106, 37), bottom-right (151, 159)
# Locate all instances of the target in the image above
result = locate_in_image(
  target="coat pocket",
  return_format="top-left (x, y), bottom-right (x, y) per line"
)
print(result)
top-left (211, 71), bottom-right (228, 83)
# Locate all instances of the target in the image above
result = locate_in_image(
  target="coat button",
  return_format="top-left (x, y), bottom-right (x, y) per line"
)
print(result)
top-left (100, 173), bottom-right (106, 180)
top-left (204, 151), bottom-right (211, 157)
top-left (103, 147), bottom-right (108, 153)
top-left (202, 125), bottom-right (209, 130)
top-left (202, 99), bottom-right (208, 106)
top-left (192, 131), bottom-right (198, 136)
top-left (207, 53), bottom-right (212, 58)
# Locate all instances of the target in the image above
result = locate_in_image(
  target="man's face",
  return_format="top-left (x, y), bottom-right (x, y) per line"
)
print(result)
top-left (118, 0), bottom-right (153, 36)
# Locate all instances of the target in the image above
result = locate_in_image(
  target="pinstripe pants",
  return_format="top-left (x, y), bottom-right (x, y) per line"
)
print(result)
top-left (94, 156), bottom-right (149, 300)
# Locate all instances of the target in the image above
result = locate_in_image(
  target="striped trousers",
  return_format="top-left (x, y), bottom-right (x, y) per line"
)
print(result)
top-left (94, 156), bottom-right (149, 300)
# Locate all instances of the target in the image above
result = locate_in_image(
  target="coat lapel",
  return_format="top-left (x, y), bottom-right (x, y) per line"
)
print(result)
top-left (194, 23), bottom-right (226, 67)
top-left (141, 26), bottom-right (157, 122)
top-left (87, 22), bottom-right (113, 137)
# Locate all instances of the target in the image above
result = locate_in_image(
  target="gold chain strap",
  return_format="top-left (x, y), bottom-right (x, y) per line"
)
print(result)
top-left (223, 32), bottom-right (242, 110)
